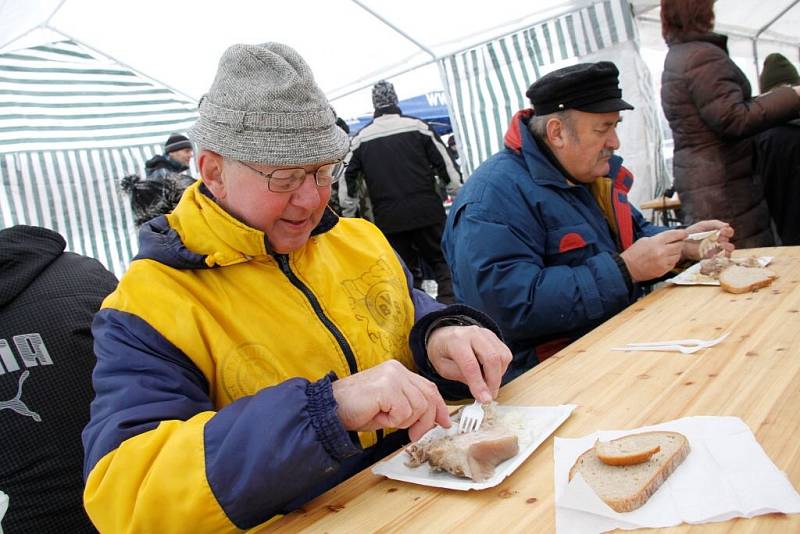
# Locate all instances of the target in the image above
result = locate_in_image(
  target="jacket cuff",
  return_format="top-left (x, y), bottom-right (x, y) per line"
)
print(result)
top-left (307, 373), bottom-right (361, 461)
top-left (612, 253), bottom-right (634, 294)
top-left (409, 304), bottom-right (504, 401)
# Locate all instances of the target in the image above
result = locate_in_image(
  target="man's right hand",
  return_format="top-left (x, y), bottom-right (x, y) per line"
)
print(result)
top-left (619, 229), bottom-right (688, 282)
top-left (331, 360), bottom-right (452, 442)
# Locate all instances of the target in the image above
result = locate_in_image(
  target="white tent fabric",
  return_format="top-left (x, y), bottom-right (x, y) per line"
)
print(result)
top-left (440, 0), bottom-right (669, 207)
top-left (0, 40), bottom-right (198, 275)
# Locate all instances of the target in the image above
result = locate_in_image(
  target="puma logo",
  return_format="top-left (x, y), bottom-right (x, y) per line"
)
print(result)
top-left (0, 370), bottom-right (41, 422)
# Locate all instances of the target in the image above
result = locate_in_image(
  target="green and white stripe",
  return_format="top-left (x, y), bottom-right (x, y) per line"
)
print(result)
top-left (441, 0), bottom-right (636, 177)
top-left (0, 40), bottom-right (198, 276)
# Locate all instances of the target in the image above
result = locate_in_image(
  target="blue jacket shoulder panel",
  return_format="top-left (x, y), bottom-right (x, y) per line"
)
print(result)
top-left (83, 308), bottom-right (212, 479)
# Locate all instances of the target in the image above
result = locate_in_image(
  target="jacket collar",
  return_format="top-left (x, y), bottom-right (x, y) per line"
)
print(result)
top-left (503, 109), bottom-right (575, 189)
top-left (667, 31), bottom-right (728, 53)
top-left (373, 105), bottom-right (401, 118)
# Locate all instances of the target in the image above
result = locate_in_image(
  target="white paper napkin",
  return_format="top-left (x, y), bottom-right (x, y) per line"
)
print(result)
top-left (555, 416), bottom-right (800, 533)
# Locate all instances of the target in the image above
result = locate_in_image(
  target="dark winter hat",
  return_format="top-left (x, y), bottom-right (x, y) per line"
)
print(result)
top-left (372, 80), bottom-right (398, 109)
top-left (188, 42), bottom-right (350, 165)
top-left (759, 53), bottom-right (800, 94)
top-left (164, 133), bottom-right (192, 153)
top-left (526, 61), bottom-right (634, 115)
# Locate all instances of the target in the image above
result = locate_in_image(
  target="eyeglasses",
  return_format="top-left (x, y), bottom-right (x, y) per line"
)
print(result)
top-left (238, 160), bottom-right (345, 193)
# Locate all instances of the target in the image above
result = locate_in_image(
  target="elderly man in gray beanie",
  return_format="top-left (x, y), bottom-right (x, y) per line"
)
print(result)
top-left (83, 42), bottom-right (512, 532)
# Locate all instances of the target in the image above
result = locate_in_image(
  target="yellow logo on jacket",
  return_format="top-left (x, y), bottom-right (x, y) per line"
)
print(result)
top-left (342, 259), bottom-right (408, 356)
top-left (221, 342), bottom-right (280, 400)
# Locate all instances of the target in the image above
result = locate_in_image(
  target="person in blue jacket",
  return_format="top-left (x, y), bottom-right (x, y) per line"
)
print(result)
top-left (82, 42), bottom-right (512, 532)
top-left (442, 62), bottom-right (734, 375)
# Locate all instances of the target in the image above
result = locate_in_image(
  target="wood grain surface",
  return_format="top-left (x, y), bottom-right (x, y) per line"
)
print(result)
top-left (262, 247), bottom-right (800, 533)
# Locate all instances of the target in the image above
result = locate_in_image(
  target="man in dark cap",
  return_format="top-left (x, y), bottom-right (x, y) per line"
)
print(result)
top-left (83, 42), bottom-right (511, 532)
top-left (442, 61), bottom-right (733, 375)
top-left (144, 133), bottom-right (195, 179)
top-left (342, 80), bottom-right (462, 303)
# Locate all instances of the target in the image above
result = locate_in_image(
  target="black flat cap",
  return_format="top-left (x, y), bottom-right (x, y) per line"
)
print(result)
top-left (526, 61), bottom-right (633, 115)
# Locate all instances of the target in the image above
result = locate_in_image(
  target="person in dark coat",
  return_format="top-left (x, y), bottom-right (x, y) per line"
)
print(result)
top-left (121, 133), bottom-right (196, 226)
top-left (755, 53), bottom-right (800, 245)
top-left (659, 0), bottom-right (800, 248)
top-left (0, 225), bottom-right (117, 533)
top-left (343, 80), bottom-right (462, 303)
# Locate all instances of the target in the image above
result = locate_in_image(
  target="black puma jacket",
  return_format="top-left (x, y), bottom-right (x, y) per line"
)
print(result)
top-left (0, 226), bottom-right (117, 533)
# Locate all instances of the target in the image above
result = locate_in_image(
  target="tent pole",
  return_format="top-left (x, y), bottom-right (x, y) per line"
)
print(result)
top-left (0, 0), bottom-right (67, 50)
top-left (752, 0), bottom-right (800, 77)
top-left (350, 0), bottom-right (436, 59)
top-left (44, 26), bottom-right (198, 104)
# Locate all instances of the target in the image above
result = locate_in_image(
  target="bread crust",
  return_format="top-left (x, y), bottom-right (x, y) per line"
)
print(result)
top-left (595, 439), bottom-right (660, 466)
top-left (569, 431), bottom-right (690, 513)
top-left (719, 265), bottom-right (777, 294)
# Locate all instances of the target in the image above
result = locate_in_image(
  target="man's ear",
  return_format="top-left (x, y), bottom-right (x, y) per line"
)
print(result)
top-left (199, 150), bottom-right (226, 199)
top-left (546, 117), bottom-right (566, 149)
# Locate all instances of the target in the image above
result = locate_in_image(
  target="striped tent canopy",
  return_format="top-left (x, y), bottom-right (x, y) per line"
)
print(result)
top-left (440, 0), bottom-right (669, 207)
top-left (0, 39), bottom-right (198, 276)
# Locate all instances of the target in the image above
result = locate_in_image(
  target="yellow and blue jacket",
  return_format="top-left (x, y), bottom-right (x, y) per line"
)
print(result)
top-left (82, 182), bottom-right (496, 532)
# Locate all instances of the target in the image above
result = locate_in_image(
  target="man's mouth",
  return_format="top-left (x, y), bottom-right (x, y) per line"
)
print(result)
top-left (282, 218), bottom-right (308, 228)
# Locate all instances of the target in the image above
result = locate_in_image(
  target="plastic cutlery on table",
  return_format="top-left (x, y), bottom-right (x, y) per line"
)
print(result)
top-left (612, 344), bottom-right (709, 355)
top-left (612, 332), bottom-right (730, 354)
top-left (623, 332), bottom-right (729, 348)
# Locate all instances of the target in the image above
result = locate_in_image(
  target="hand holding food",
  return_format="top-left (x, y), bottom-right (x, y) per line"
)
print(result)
top-left (620, 229), bottom-right (687, 282)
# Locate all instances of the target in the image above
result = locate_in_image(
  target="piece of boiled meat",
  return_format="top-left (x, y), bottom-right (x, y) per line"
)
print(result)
top-left (405, 424), bottom-right (519, 481)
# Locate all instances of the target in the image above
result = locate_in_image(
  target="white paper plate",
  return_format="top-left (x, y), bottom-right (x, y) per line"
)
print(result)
top-left (666, 256), bottom-right (773, 286)
top-left (372, 404), bottom-right (576, 490)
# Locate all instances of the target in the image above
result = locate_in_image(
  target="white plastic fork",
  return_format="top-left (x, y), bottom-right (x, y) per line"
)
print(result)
top-left (612, 344), bottom-right (708, 354)
top-left (623, 332), bottom-right (730, 349)
top-left (458, 400), bottom-right (485, 433)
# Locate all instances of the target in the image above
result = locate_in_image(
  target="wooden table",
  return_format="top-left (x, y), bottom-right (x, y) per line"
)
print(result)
top-left (266, 247), bottom-right (800, 533)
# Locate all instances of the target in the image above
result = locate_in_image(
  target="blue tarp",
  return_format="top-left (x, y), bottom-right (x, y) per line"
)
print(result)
top-left (345, 90), bottom-right (452, 136)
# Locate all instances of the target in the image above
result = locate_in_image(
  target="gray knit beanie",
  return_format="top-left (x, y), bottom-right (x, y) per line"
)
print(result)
top-left (189, 42), bottom-right (350, 165)
top-left (372, 80), bottom-right (398, 110)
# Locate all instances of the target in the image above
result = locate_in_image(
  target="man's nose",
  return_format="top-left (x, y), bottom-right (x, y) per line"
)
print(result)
top-left (607, 128), bottom-right (621, 150)
top-left (291, 172), bottom-right (321, 207)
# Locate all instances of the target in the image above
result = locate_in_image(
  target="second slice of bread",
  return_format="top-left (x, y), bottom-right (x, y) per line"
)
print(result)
top-left (568, 431), bottom-right (690, 513)
top-left (719, 265), bottom-right (777, 294)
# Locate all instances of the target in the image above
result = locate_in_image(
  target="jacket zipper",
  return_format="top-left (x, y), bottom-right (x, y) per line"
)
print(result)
top-left (275, 254), bottom-right (359, 375)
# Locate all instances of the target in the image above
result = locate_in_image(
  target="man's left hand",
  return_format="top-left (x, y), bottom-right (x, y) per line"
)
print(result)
top-left (425, 325), bottom-right (512, 402)
top-left (681, 220), bottom-right (735, 261)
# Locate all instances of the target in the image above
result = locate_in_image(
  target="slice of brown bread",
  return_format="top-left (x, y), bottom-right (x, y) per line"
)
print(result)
top-left (719, 265), bottom-right (777, 294)
top-left (568, 431), bottom-right (690, 513)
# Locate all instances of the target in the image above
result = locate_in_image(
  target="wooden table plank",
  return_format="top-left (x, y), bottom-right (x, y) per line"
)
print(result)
top-left (264, 247), bottom-right (800, 533)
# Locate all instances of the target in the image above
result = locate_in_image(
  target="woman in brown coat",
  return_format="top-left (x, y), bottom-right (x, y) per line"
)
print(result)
top-left (660, 0), bottom-right (800, 248)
